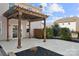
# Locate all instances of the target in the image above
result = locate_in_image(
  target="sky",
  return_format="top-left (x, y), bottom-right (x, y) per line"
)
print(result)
top-left (31, 3), bottom-right (79, 24)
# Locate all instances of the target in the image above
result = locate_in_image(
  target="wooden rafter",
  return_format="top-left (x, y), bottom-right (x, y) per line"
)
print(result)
top-left (7, 12), bottom-right (18, 19)
top-left (16, 8), bottom-right (47, 18)
top-left (3, 6), bottom-right (48, 21)
top-left (29, 18), bottom-right (44, 22)
top-left (15, 6), bottom-right (48, 18)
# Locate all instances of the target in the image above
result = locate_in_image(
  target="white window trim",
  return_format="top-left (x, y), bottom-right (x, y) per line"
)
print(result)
top-left (0, 21), bottom-right (2, 35)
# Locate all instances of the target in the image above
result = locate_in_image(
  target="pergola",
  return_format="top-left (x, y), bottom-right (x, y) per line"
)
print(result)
top-left (3, 5), bottom-right (48, 48)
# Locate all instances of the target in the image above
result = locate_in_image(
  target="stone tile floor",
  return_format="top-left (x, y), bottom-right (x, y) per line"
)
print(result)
top-left (0, 38), bottom-right (79, 56)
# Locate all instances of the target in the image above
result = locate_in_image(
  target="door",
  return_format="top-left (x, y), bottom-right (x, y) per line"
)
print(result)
top-left (12, 25), bottom-right (22, 39)
top-left (12, 25), bottom-right (18, 39)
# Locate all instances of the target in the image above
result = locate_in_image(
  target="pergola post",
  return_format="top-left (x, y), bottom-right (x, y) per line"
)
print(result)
top-left (43, 19), bottom-right (46, 42)
top-left (29, 21), bottom-right (31, 38)
top-left (7, 18), bottom-right (9, 41)
top-left (17, 11), bottom-right (22, 49)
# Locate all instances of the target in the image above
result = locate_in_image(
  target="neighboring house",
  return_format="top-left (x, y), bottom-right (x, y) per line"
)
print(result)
top-left (46, 23), bottom-right (53, 28)
top-left (0, 3), bottom-right (45, 40)
top-left (54, 17), bottom-right (79, 38)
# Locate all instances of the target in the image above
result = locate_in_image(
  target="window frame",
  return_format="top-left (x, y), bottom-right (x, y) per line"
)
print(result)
top-left (26, 29), bottom-right (30, 32)
top-left (68, 22), bottom-right (70, 25)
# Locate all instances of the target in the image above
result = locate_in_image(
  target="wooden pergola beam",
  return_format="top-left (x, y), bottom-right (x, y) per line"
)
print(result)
top-left (29, 18), bottom-right (44, 22)
top-left (7, 12), bottom-right (18, 19)
top-left (3, 6), bottom-right (48, 19)
top-left (16, 7), bottom-right (48, 18)
top-left (43, 19), bottom-right (46, 42)
top-left (17, 11), bottom-right (22, 49)
top-left (29, 21), bottom-right (31, 38)
top-left (3, 6), bottom-right (48, 22)
top-left (6, 18), bottom-right (9, 41)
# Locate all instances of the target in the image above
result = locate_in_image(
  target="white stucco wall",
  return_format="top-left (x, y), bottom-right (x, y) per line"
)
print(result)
top-left (31, 21), bottom-right (43, 37)
top-left (9, 20), bottom-right (43, 39)
top-left (58, 22), bottom-right (76, 31)
top-left (0, 3), bottom-right (9, 16)
top-left (9, 19), bottom-right (29, 39)
top-left (0, 3), bottom-right (9, 40)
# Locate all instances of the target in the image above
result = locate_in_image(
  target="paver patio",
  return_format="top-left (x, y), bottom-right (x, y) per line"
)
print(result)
top-left (0, 38), bottom-right (79, 56)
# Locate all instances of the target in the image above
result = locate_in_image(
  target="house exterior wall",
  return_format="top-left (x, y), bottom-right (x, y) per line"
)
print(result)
top-left (0, 3), bottom-right (9, 40)
top-left (71, 32), bottom-right (78, 38)
top-left (0, 3), bottom-right (43, 40)
top-left (31, 21), bottom-right (43, 37)
top-left (9, 19), bottom-right (28, 39)
top-left (58, 22), bottom-right (76, 32)
top-left (57, 22), bottom-right (78, 38)
top-left (8, 19), bottom-right (43, 40)
top-left (76, 22), bottom-right (79, 32)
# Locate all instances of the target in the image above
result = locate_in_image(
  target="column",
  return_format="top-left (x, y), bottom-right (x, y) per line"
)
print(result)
top-left (29, 21), bottom-right (31, 38)
top-left (7, 18), bottom-right (9, 41)
top-left (17, 11), bottom-right (22, 49)
top-left (43, 19), bottom-right (46, 42)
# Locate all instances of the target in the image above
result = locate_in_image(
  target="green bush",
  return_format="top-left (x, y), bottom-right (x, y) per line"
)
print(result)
top-left (52, 24), bottom-right (60, 37)
top-left (46, 28), bottom-right (53, 39)
top-left (60, 28), bottom-right (72, 41)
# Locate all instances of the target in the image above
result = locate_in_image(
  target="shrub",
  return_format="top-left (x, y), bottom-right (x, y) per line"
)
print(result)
top-left (60, 28), bottom-right (72, 41)
top-left (52, 24), bottom-right (60, 37)
top-left (46, 28), bottom-right (53, 39)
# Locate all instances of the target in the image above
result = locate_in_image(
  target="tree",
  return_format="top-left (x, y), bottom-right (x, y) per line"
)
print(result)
top-left (60, 28), bottom-right (72, 40)
top-left (52, 24), bottom-right (60, 37)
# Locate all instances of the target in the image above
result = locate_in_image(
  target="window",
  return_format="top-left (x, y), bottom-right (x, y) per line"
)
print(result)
top-left (12, 25), bottom-right (22, 38)
top-left (68, 22), bottom-right (70, 25)
top-left (9, 3), bottom-right (14, 8)
top-left (0, 21), bottom-right (2, 35)
top-left (26, 29), bottom-right (30, 32)
top-left (13, 25), bottom-right (18, 38)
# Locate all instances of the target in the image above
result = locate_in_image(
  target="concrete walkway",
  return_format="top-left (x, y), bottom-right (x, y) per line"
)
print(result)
top-left (0, 38), bottom-right (79, 56)
top-left (0, 46), bottom-right (7, 56)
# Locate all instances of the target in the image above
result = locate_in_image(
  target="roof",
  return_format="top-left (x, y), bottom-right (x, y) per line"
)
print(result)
top-left (54, 17), bottom-right (79, 23)
top-left (3, 5), bottom-right (48, 22)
